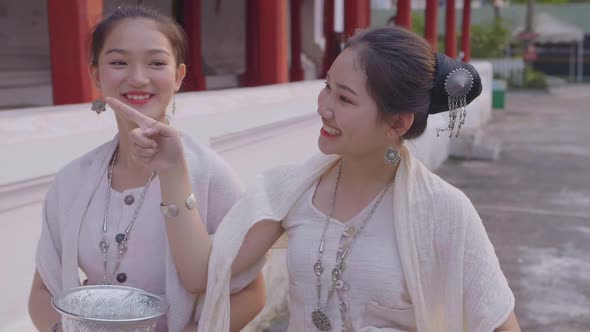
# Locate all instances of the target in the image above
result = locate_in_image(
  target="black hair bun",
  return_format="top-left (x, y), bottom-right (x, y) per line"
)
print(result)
top-left (428, 52), bottom-right (482, 115)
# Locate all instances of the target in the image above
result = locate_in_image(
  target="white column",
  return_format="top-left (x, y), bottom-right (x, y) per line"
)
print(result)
top-left (334, 0), bottom-right (344, 33)
top-left (314, 0), bottom-right (325, 48)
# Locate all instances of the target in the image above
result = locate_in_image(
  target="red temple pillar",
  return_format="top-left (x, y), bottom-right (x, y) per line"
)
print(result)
top-left (445, 0), bottom-right (458, 59)
top-left (344, 0), bottom-right (370, 39)
top-left (244, 0), bottom-right (288, 86)
top-left (47, 0), bottom-right (102, 105)
top-left (425, 0), bottom-right (439, 50)
top-left (183, 0), bottom-right (205, 91)
top-left (290, 0), bottom-right (304, 81)
top-left (461, 0), bottom-right (472, 61)
top-left (395, 0), bottom-right (412, 30)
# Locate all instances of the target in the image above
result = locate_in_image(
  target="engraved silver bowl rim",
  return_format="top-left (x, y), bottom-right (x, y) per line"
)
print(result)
top-left (51, 285), bottom-right (169, 324)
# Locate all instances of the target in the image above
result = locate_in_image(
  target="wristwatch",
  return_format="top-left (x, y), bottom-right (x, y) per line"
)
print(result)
top-left (160, 193), bottom-right (197, 217)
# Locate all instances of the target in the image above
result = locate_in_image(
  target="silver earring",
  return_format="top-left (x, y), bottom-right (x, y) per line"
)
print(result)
top-left (165, 99), bottom-right (176, 123)
top-left (91, 99), bottom-right (106, 114)
top-left (384, 145), bottom-right (401, 164)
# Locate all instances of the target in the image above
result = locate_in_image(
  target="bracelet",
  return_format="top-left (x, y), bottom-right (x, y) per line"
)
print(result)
top-left (160, 193), bottom-right (197, 217)
top-left (49, 321), bottom-right (61, 332)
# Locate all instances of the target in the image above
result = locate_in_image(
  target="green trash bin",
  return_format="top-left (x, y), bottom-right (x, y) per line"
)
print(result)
top-left (492, 79), bottom-right (506, 109)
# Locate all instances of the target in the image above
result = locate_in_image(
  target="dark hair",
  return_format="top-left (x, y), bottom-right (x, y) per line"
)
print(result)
top-left (89, 5), bottom-right (187, 67)
top-left (344, 26), bottom-right (481, 139)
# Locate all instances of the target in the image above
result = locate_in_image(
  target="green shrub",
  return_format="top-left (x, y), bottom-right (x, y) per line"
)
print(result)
top-left (524, 68), bottom-right (548, 89)
top-left (508, 67), bottom-right (548, 89)
top-left (413, 14), bottom-right (511, 58)
top-left (470, 21), bottom-right (510, 58)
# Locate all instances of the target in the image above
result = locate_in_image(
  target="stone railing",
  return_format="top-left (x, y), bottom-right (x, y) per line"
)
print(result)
top-left (480, 57), bottom-right (525, 86)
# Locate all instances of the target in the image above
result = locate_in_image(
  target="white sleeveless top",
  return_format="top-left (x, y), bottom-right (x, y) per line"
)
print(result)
top-left (283, 180), bottom-right (417, 332)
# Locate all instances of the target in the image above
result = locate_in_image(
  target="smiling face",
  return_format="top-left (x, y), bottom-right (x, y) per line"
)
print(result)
top-left (317, 48), bottom-right (395, 159)
top-left (90, 18), bottom-right (185, 124)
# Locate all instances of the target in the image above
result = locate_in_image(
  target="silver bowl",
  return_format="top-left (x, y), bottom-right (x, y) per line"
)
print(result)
top-left (51, 285), bottom-right (169, 332)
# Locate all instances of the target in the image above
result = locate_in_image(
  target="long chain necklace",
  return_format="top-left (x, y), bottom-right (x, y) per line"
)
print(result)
top-left (99, 147), bottom-right (156, 285)
top-left (311, 161), bottom-right (396, 331)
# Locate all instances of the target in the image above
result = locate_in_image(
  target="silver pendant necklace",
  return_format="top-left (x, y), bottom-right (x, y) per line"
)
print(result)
top-left (311, 161), bottom-right (395, 331)
top-left (99, 147), bottom-right (156, 285)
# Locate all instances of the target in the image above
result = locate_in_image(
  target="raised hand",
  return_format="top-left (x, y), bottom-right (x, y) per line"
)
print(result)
top-left (106, 97), bottom-right (185, 172)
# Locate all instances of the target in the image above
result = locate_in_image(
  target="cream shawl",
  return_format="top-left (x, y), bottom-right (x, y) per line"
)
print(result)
top-left (35, 135), bottom-right (250, 332)
top-left (198, 145), bottom-right (514, 332)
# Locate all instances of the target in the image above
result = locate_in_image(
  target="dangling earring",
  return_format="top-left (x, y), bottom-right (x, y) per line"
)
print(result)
top-left (165, 99), bottom-right (176, 123)
top-left (91, 99), bottom-right (106, 115)
top-left (384, 145), bottom-right (401, 165)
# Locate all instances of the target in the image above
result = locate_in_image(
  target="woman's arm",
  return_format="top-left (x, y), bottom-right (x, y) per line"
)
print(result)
top-left (182, 273), bottom-right (266, 332)
top-left (456, 196), bottom-right (521, 332)
top-left (159, 163), bottom-right (285, 293)
top-left (28, 270), bottom-right (62, 332)
top-left (182, 273), bottom-right (267, 332)
top-left (105, 98), bottom-right (220, 294)
top-left (231, 220), bottom-right (285, 276)
top-left (494, 312), bottom-right (521, 332)
top-left (107, 98), bottom-right (284, 293)
top-left (31, 183), bottom-right (63, 332)
top-left (158, 162), bottom-right (213, 294)
top-left (228, 273), bottom-right (266, 331)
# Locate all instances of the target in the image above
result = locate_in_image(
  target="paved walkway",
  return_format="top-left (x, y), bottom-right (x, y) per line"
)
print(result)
top-left (267, 84), bottom-right (590, 331)
top-left (437, 84), bottom-right (590, 331)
